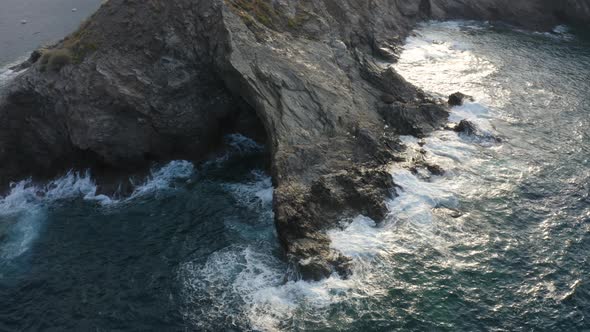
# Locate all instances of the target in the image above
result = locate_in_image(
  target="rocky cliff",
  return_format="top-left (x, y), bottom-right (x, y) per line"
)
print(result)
top-left (1, 0), bottom-right (588, 280)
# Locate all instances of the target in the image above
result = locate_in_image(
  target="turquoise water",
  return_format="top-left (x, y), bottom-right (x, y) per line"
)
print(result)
top-left (1, 21), bottom-right (589, 331)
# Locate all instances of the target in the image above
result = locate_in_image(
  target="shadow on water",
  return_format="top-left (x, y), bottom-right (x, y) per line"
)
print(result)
top-left (1, 20), bottom-right (590, 332)
top-left (0, 134), bottom-right (274, 331)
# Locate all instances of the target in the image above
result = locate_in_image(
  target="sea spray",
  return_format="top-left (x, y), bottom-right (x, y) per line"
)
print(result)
top-left (2, 21), bottom-right (589, 331)
top-left (0, 132), bottom-right (265, 262)
top-left (0, 161), bottom-right (196, 261)
top-left (0, 60), bottom-right (23, 92)
top-left (128, 160), bottom-right (194, 199)
top-left (179, 20), bottom-right (518, 332)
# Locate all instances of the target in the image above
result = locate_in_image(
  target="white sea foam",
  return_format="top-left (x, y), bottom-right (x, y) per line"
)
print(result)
top-left (0, 181), bottom-right (45, 260)
top-left (0, 161), bottom-right (195, 261)
top-left (530, 24), bottom-right (575, 41)
top-left (394, 24), bottom-right (498, 106)
top-left (180, 243), bottom-right (358, 332)
top-left (180, 153), bottom-right (476, 332)
top-left (0, 135), bottom-right (257, 261)
top-left (0, 172), bottom-right (109, 260)
top-left (226, 133), bottom-right (264, 154)
top-left (178, 20), bottom-right (582, 331)
top-left (0, 67), bottom-right (17, 91)
top-left (0, 56), bottom-right (29, 92)
top-left (179, 28), bottom-right (503, 327)
top-left (203, 133), bottom-right (265, 167)
top-left (394, 20), bottom-right (513, 143)
top-left (187, 163), bottom-right (470, 331)
top-left (180, 171), bottom-right (361, 331)
top-left (129, 160), bottom-right (194, 198)
top-left (227, 170), bottom-right (273, 209)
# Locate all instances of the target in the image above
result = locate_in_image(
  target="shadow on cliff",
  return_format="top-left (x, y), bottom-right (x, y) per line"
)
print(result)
top-left (1, 0), bottom-right (589, 281)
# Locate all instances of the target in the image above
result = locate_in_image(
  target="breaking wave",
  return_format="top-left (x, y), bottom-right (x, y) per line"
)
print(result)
top-left (180, 20), bottom-right (590, 331)
top-left (0, 132), bottom-right (263, 262)
top-left (0, 55), bottom-right (29, 93)
top-left (0, 161), bottom-right (195, 262)
top-left (2, 20), bottom-right (588, 332)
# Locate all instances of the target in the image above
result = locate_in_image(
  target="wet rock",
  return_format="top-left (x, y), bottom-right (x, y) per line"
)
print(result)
top-left (0, 0), bottom-right (586, 280)
top-left (426, 163), bottom-right (445, 176)
top-left (448, 92), bottom-right (474, 106)
top-left (380, 102), bottom-right (449, 137)
top-left (453, 119), bottom-right (503, 143)
top-left (381, 93), bottom-right (396, 104)
top-left (434, 207), bottom-right (463, 219)
top-left (430, 0), bottom-right (590, 31)
top-left (454, 119), bottom-right (478, 135)
top-left (410, 161), bottom-right (445, 178)
top-left (9, 49), bottom-right (43, 72)
top-left (295, 240), bottom-right (352, 281)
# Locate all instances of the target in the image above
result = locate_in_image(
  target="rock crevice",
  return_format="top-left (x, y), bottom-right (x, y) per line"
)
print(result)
top-left (1, 0), bottom-right (589, 280)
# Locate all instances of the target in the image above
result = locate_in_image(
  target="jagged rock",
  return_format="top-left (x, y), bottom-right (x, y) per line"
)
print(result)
top-left (430, 0), bottom-right (590, 30)
top-left (9, 50), bottom-right (43, 72)
top-left (381, 94), bottom-right (396, 104)
top-left (453, 119), bottom-right (503, 143)
top-left (448, 92), bottom-right (474, 106)
top-left (454, 119), bottom-right (479, 136)
top-left (380, 102), bottom-right (449, 137)
top-left (0, 0), bottom-right (588, 280)
top-left (426, 163), bottom-right (445, 176)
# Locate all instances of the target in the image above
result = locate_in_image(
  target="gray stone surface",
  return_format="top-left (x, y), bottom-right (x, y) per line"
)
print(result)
top-left (1, 0), bottom-right (588, 279)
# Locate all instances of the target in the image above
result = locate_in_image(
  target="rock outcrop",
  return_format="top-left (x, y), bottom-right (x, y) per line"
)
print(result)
top-left (0, 0), bottom-right (588, 280)
top-left (448, 92), bottom-right (473, 107)
top-left (430, 0), bottom-right (590, 30)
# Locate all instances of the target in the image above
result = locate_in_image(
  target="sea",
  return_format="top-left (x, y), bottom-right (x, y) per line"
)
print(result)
top-left (0, 4), bottom-right (589, 331)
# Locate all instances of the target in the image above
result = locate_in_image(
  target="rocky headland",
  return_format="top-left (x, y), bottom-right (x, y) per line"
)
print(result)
top-left (0, 0), bottom-right (588, 280)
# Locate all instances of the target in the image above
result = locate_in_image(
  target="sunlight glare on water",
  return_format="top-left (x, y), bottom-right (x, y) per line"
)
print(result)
top-left (1, 20), bottom-right (589, 331)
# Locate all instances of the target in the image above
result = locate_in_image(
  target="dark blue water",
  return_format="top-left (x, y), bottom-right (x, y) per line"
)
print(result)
top-left (1, 20), bottom-right (589, 332)
top-left (0, 136), bottom-right (275, 331)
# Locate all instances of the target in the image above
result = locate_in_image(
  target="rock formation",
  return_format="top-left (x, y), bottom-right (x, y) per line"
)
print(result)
top-left (448, 92), bottom-right (473, 107)
top-left (0, 0), bottom-right (588, 280)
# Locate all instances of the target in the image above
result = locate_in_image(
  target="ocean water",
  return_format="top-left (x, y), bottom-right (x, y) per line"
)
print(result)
top-left (0, 0), bottom-right (102, 66)
top-left (1, 20), bottom-right (590, 331)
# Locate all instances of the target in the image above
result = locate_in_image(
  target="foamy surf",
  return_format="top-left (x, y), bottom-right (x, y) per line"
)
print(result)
top-left (0, 131), bottom-right (266, 262)
top-left (394, 22), bottom-right (499, 106)
top-left (0, 67), bottom-right (17, 91)
top-left (180, 170), bottom-right (358, 331)
top-left (0, 173), bottom-right (106, 261)
top-left (176, 21), bottom-right (520, 332)
top-left (180, 243), bottom-right (360, 332)
top-left (179, 159), bottom-right (480, 331)
top-left (0, 160), bottom-right (196, 261)
top-left (203, 133), bottom-right (266, 168)
top-left (128, 160), bottom-right (194, 199)
top-left (0, 56), bottom-right (28, 92)
top-left (178, 129), bottom-right (492, 332)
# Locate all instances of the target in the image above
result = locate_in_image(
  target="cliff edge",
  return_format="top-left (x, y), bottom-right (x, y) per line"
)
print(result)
top-left (0, 0), bottom-right (588, 279)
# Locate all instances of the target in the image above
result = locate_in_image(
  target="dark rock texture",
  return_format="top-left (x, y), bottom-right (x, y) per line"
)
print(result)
top-left (431, 0), bottom-right (590, 30)
top-left (454, 120), bottom-right (479, 136)
top-left (1, 0), bottom-right (588, 279)
top-left (448, 92), bottom-right (473, 107)
top-left (453, 119), bottom-right (503, 143)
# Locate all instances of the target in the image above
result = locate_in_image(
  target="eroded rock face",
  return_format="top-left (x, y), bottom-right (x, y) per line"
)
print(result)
top-left (430, 0), bottom-right (590, 30)
top-left (1, 0), bottom-right (588, 280)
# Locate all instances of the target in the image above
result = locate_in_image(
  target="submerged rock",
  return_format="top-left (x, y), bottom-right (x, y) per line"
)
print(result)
top-left (454, 119), bottom-right (479, 136)
top-left (453, 119), bottom-right (503, 143)
top-left (0, 0), bottom-right (587, 280)
top-left (448, 92), bottom-right (474, 106)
